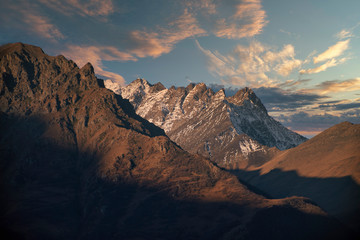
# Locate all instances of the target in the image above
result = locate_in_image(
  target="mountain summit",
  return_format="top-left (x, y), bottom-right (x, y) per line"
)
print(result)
top-left (108, 79), bottom-right (306, 169)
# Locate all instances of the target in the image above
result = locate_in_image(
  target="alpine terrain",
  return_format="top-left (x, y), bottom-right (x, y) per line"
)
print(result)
top-left (1, 43), bottom-right (354, 239)
top-left (106, 78), bottom-right (306, 169)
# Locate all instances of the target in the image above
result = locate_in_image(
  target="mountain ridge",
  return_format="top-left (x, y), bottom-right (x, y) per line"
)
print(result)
top-left (2, 42), bottom-right (352, 239)
top-left (106, 78), bottom-right (306, 169)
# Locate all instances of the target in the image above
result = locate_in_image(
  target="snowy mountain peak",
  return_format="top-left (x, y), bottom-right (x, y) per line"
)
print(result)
top-left (213, 88), bottom-right (226, 103)
top-left (228, 87), bottom-right (268, 113)
top-left (110, 79), bottom-right (307, 168)
top-left (133, 77), bottom-right (150, 86)
top-left (150, 82), bottom-right (166, 93)
top-left (185, 83), bottom-right (196, 92)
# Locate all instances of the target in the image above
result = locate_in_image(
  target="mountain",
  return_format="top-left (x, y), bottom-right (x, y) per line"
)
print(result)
top-left (106, 78), bottom-right (306, 169)
top-left (232, 121), bottom-right (360, 232)
top-left (0, 43), bottom-right (353, 240)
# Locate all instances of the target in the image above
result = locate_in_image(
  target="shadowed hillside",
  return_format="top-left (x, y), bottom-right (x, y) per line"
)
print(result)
top-left (233, 122), bottom-right (360, 232)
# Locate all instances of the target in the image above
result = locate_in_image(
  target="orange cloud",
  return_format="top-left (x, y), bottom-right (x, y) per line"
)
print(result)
top-left (196, 40), bottom-right (302, 87)
top-left (263, 44), bottom-right (302, 76)
top-left (300, 39), bottom-right (350, 75)
top-left (62, 45), bottom-right (137, 85)
top-left (22, 13), bottom-right (65, 40)
top-left (39, 0), bottom-right (115, 18)
top-left (276, 59), bottom-right (302, 76)
top-left (214, 0), bottom-right (268, 39)
top-left (4, 1), bottom-right (65, 41)
top-left (299, 58), bottom-right (345, 75)
top-left (313, 40), bottom-right (350, 64)
top-left (313, 78), bottom-right (360, 95)
top-left (129, 9), bottom-right (206, 58)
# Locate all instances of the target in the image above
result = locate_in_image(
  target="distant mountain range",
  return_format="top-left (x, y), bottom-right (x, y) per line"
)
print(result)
top-left (0, 43), bottom-right (356, 239)
top-left (106, 78), bottom-right (306, 169)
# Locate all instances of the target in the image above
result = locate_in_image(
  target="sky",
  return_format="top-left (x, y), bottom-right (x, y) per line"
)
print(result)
top-left (1, 0), bottom-right (360, 138)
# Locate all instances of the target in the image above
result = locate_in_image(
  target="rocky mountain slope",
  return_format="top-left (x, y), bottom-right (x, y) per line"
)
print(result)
top-left (0, 43), bottom-right (353, 240)
top-left (232, 121), bottom-right (360, 232)
top-left (107, 78), bottom-right (306, 169)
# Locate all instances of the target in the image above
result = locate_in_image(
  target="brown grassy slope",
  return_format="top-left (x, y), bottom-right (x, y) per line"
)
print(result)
top-left (235, 121), bottom-right (360, 231)
top-left (259, 121), bottom-right (360, 183)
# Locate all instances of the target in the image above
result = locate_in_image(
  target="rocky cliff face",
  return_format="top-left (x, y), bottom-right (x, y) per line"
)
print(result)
top-left (0, 43), bottom-right (352, 240)
top-left (109, 79), bottom-right (306, 169)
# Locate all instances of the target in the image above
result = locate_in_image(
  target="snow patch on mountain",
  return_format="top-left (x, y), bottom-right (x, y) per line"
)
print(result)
top-left (239, 138), bottom-right (264, 157)
top-left (107, 79), bottom-right (307, 168)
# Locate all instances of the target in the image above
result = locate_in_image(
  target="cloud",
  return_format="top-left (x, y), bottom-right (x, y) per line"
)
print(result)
top-left (62, 45), bottom-right (137, 85)
top-left (319, 100), bottom-right (360, 111)
top-left (300, 39), bottom-right (351, 75)
top-left (313, 39), bottom-right (350, 64)
top-left (276, 110), bottom-right (360, 136)
top-left (129, 9), bottom-right (206, 58)
top-left (299, 58), bottom-right (347, 74)
top-left (214, 0), bottom-right (268, 39)
top-left (196, 40), bottom-right (302, 87)
top-left (253, 87), bottom-right (324, 112)
top-left (195, 39), bottom-right (238, 78)
top-left (277, 79), bottom-right (311, 88)
top-left (274, 58), bottom-right (302, 76)
top-left (310, 78), bottom-right (360, 94)
top-left (21, 12), bottom-right (65, 40)
top-left (0, 0), bottom-right (65, 41)
top-left (39, 0), bottom-right (115, 18)
top-left (335, 22), bottom-right (360, 40)
top-left (336, 29), bottom-right (353, 40)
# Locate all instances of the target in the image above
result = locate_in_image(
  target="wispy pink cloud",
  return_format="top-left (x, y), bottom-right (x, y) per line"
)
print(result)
top-left (39, 0), bottom-right (115, 18)
top-left (22, 12), bottom-right (65, 40)
top-left (129, 9), bottom-right (206, 58)
top-left (214, 0), bottom-right (268, 39)
top-left (2, 0), bottom-right (65, 41)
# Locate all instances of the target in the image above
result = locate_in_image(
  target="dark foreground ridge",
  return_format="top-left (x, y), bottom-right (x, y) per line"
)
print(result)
top-left (0, 43), bottom-right (356, 239)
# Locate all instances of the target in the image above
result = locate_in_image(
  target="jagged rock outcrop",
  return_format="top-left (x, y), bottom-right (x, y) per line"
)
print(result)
top-left (0, 43), bottom-right (353, 240)
top-left (108, 79), bottom-right (306, 169)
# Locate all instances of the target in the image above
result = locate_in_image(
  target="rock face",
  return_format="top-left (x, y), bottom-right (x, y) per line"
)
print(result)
top-left (0, 43), bottom-right (353, 240)
top-left (232, 121), bottom-right (360, 232)
top-left (109, 79), bottom-right (306, 169)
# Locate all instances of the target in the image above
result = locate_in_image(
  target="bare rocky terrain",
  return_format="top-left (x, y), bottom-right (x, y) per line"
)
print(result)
top-left (108, 79), bottom-right (306, 169)
top-left (0, 43), bottom-right (355, 239)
